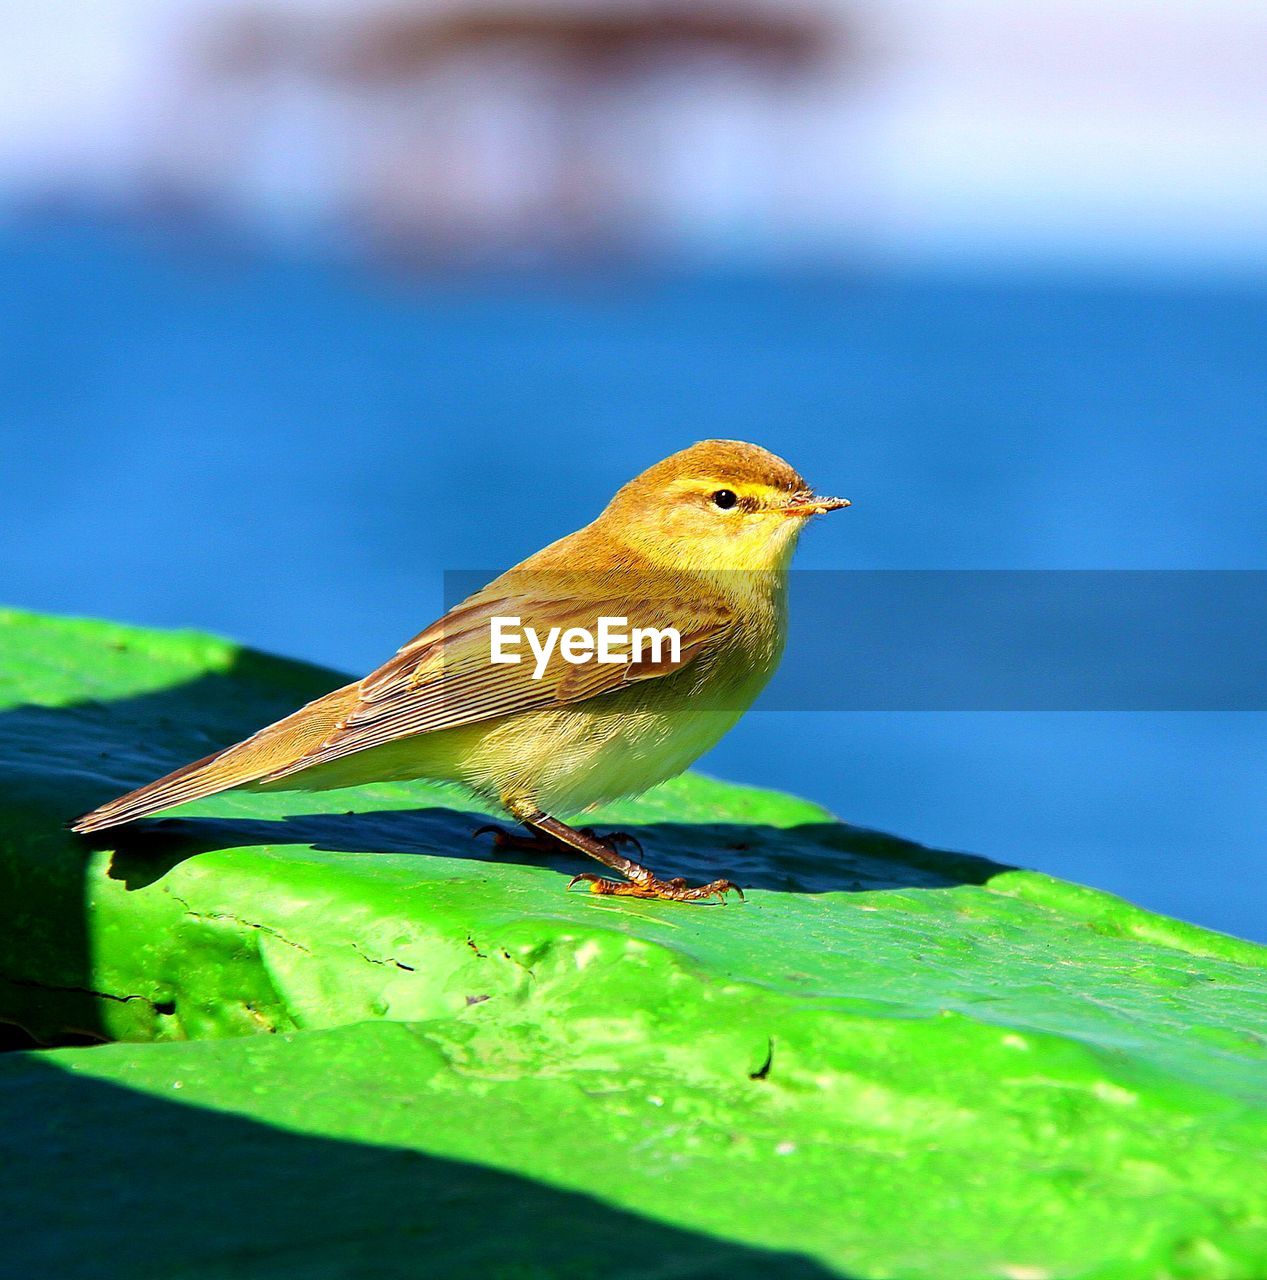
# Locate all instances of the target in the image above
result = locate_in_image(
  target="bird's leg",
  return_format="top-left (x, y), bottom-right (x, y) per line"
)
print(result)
top-left (505, 801), bottom-right (744, 904)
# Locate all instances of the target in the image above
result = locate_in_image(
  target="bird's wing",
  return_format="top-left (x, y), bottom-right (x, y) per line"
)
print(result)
top-left (262, 584), bottom-right (731, 780)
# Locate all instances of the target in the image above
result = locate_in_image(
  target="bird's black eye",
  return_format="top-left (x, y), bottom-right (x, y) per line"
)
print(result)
top-left (711, 489), bottom-right (738, 510)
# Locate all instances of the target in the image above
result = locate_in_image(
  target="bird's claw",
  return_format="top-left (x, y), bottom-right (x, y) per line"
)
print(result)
top-left (473, 823), bottom-right (556, 854)
top-left (472, 823), bottom-right (511, 847)
top-left (567, 871), bottom-right (744, 904)
top-left (578, 827), bottom-right (644, 857)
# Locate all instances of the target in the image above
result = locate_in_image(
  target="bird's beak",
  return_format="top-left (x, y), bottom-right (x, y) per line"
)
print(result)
top-left (782, 492), bottom-right (851, 517)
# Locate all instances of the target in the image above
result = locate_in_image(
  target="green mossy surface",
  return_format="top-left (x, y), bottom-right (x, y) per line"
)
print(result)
top-left (2, 608), bottom-right (1266, 1278)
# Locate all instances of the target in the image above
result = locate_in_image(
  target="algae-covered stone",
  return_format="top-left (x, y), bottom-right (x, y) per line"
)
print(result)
top-left (2, 608), bottom-right (1266, 1278)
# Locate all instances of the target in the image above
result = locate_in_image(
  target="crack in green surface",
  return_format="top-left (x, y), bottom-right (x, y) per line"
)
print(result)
top-left (2, 608), bottom-right (1267, 1278)
top-left (170, 895), bottom-right (317, 956)
top-left (4, 975), bottom-right (157, 1011)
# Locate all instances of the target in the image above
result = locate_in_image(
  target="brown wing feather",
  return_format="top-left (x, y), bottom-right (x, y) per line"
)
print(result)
top-left (71, 682), bottom-right (360, 832)
top-left (261, 588), bottom-right (731, 781)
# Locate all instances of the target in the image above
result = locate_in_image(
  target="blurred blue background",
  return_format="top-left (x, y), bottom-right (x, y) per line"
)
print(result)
top-left (1, 1), bottom-right (1264, 940)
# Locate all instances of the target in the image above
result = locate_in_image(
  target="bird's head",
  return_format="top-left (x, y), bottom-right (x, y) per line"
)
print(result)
top-left (601, 440), bottom-right (849, 576)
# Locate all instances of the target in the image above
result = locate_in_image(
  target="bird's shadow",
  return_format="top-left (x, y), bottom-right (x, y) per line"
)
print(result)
top-left (4, 640), bottom-right (1005, 899)
top-left (98, 803), bottom-right (1004, 896)
top-left (4, 645), bottom-right (1006, 1055)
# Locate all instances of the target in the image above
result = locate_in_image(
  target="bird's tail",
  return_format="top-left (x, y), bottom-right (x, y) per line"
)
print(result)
top-left (70, 682), bottom-right (360, 834)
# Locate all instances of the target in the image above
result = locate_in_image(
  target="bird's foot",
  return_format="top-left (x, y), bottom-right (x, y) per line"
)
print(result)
top-left (474, 824), bottom-right (643, 858)
top-left (472, 823), bottom-right (559, 855)
top-left (578, 827), bottom-right (644, 857)
top-left (567, 871), bottom-right (744, 904)
top-left (494, 809), bottom-right (736, 904)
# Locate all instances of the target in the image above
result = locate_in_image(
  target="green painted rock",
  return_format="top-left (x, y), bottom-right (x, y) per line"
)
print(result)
top-left (2, 608), bottom-right (1265, 1278)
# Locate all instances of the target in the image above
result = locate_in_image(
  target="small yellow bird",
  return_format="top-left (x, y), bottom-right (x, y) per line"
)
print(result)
top-left (73, 440), bottom-right (848, 902)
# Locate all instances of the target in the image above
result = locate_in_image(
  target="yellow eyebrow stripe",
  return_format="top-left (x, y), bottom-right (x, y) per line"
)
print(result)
top-left (671, 479), bottom-right (787, 503)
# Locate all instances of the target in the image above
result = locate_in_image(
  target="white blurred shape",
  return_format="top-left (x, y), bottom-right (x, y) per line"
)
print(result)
top-left (0, 0), bottom-right (1263, 269)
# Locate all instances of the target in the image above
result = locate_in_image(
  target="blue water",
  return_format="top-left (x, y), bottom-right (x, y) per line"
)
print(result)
top-left (3, 219), bottom-right (1265, 939)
